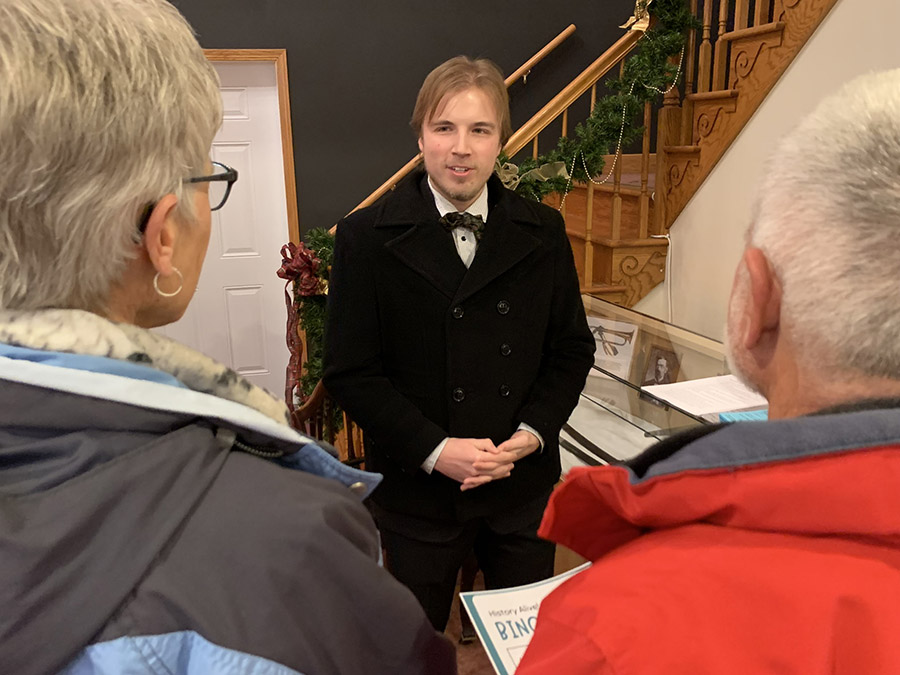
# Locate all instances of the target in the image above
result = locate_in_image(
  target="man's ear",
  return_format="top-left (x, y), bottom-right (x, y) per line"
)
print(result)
top-left (140, 194), bottom-right (180, 277)
top-left (417, 136), bottom-right (424, 153)
top-left (742, 246), bottom-right (781, 349)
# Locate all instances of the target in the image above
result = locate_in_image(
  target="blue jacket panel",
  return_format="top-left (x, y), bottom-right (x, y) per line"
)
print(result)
top-left (62, 632), bottom-right (302, 675)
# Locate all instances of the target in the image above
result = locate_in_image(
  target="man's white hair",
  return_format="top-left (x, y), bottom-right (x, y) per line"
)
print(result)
top-left (0, 0), bottom-right (223, 311)
top-left (751, 68), bottom-right (900, 379)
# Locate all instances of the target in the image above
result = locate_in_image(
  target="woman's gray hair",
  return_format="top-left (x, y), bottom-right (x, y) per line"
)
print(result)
top-left (0, 0), bottom-right (223, 311)
top-left (751, 68), bottom-right (900, 379)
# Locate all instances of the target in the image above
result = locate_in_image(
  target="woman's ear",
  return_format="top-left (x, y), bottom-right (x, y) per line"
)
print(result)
top-left (140, 194), bottom-right (180, 276)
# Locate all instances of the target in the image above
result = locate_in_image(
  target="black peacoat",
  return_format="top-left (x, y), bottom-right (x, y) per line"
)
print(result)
top-left (324, 170), bottom-right (595, 524)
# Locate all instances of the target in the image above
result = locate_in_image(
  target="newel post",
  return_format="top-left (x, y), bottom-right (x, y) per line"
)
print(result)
top-left (654, 69), bottom-right (683, 235)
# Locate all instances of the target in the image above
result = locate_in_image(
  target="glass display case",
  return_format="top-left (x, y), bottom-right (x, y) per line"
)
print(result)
top-left (561, 295), bottom-right (729, 472)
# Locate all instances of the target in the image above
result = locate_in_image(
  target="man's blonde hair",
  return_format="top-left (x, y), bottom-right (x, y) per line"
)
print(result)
top-left (411, 56), bottom-right (512, 145)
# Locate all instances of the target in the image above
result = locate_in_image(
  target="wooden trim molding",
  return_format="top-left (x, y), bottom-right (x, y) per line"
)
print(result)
top-left (204, 49), bottom-right (301, 244)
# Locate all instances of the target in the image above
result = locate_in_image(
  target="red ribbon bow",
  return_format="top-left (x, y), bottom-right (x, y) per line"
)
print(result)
top-left (277, 241), bottom-right (323, 409)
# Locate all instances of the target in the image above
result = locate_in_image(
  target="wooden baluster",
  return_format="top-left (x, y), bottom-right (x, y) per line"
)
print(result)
top-left (754, 0), bottom-right (771, 25)
top-left (611, 167), bottom-right (622, 241)
top-left (532, 135), bottom-right (539, 160)
top-left (555, 107), bottom-right (569, 216)
top-left (681, 0), bottom-right (699, 144)
top-left (342, 412), bottom-right (354, 464)
top-left (559, 171), bottom-right (567, 219)
top-left (611, 70), bottom-right (624, 249)
top-left (684, 0), bottom-right (699, 97)
top-left (555, 108), bottom-right (569, 216)
top-left (697, 0), bottom-right (714, 93)
top-left (639, 101), bottom-right (652, 239)
top-left (581, 85), bottom-right (600, 277)
top-left (609, 59), bottom-right (625, 241)
top-left (735, 0), bottom-right (750, 29)
top-left (712, 0), bottom-right (730, 91)
top-left (584, 180), bottom-right (595, 288)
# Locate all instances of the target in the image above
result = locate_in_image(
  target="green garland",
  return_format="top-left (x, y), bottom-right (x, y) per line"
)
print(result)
top-left (281, 227), bottom-right (342, 432)
top-left (509, 0), bottom-right (697, 202)
top-left (295, 227), bottom-right (333, 400)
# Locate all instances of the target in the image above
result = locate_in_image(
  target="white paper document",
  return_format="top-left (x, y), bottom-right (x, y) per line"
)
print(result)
top-left (587, 317), bottom-right (638, 379)
top-left (642, 374), bottom-right (767, 416)
top-left (460, 563), bottom-right (591, 675)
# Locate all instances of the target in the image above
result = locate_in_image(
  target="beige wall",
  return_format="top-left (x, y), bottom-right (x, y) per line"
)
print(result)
top-left (636, 0), bottom-right (900, 340)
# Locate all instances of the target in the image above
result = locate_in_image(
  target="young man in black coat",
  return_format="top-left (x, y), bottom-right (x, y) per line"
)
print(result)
top-left (324, 56), bottom-right (595, 631)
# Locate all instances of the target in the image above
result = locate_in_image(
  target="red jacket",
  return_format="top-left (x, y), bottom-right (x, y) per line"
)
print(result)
top-left (517, 406), bottom-right (900, 674)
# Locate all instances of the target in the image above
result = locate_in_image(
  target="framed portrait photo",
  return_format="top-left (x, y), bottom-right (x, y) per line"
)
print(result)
top-left (641, 346), bottom-right (680, 386)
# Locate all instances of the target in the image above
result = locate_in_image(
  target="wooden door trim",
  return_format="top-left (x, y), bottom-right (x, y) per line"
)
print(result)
top-left (204, 49), bottom-right (300, 244)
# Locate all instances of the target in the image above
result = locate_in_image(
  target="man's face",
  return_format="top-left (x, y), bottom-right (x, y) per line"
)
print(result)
top-left (656, 358), bottom-right (668, 379)
top-left (418, 86), bottom-right (503, 211)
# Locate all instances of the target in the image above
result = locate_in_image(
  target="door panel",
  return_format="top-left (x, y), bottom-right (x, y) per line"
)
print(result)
top-left (157, 61), bottom-right (291, 399)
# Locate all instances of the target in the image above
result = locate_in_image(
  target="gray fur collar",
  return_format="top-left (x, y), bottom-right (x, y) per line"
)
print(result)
top-left (0, 309), bottom-right (289, 425)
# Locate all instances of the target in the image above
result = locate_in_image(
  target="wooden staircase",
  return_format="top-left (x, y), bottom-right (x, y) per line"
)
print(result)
top-left (658, 0), bottom-right (839, 231)
top-left (543, 0), bottom-right (839, 306)
top-left (543, 153), bottom-right (664, 306)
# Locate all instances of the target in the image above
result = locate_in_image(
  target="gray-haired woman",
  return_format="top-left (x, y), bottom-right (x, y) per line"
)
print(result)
top-left (0, 1), bottom-right (454, 674)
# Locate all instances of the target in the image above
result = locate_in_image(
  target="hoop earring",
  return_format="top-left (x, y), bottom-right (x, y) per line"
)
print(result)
top-left (153, 268), bottom-right (184, 298)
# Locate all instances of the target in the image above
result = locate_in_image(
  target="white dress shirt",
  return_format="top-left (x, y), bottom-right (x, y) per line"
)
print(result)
top-left (429, 176), bottom-right (487, 269)
top-left (420, 178), bottom-right (543, 474)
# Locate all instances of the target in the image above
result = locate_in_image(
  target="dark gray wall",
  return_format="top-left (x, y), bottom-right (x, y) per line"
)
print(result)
top-left (174, 0), bottom-right (636, 235)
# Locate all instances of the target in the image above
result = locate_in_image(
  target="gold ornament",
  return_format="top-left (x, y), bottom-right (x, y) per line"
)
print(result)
top-left (620, 0), bottom-right (653, 31)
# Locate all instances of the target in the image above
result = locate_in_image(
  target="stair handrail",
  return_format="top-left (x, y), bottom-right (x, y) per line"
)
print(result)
top-left (503, 30), bottom-right (642, 158)
top-left (345, 23), bottom-right (577, 216)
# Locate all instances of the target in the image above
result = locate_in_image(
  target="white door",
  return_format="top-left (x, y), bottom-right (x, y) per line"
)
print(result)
top-left (158, 61), bottom-right (292, 399)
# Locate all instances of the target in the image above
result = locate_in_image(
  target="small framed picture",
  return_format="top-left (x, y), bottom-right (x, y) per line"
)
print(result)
top-left (641, 346), bottom-right (680, 386)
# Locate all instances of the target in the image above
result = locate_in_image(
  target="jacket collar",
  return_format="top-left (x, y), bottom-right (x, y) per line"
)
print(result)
top-left (545, 402), bottom-right (900, 562)
top-left (629, 397), bottom-right (900, 482)
top-left (377, 169), bottom-right (543, 302)
top-left (0, 342), bottom-right (382, 499)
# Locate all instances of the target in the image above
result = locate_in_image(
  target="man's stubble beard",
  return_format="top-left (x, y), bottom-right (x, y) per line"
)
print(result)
top-left (448, 188), bottom-right (480, 205)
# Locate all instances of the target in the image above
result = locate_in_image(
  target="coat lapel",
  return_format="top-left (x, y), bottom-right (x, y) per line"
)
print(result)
top-left (376, 171), bottom-right (544, 303)
top-left (453, 180), bottom-right (542, 304)
top-left (378, 173), bottom-right (467, 300)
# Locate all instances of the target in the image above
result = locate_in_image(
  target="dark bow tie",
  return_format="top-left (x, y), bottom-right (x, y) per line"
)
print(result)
top-left (439, 211), bottom-right (485, 242)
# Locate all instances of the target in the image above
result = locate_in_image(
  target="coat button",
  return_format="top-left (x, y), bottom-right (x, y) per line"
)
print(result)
top-left (496, 300), bottom-right (510, 315)
top-left (349, 481), bottom-right (367, 496)
top-left (500, 343), bottom-right (512, 357)
top-left (452, 387), bottom-right (466, 402)
top-left (452, 306), bottom-right (464, 319)
top-left (499, 384), bottom-right (511, 397)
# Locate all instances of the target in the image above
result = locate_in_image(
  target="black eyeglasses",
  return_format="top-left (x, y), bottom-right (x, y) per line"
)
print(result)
top-left (137, 161), bottom-right (239, 233)
top-left (186, 161), bottom-right (239, 211)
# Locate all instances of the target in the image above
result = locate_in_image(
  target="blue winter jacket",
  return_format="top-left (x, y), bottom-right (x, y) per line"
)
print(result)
top-left (0, 345), bottom-right (456, 674)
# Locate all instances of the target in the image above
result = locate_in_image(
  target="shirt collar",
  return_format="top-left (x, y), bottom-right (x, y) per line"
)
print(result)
top-left (427, 176), bottom-right (489, 221)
